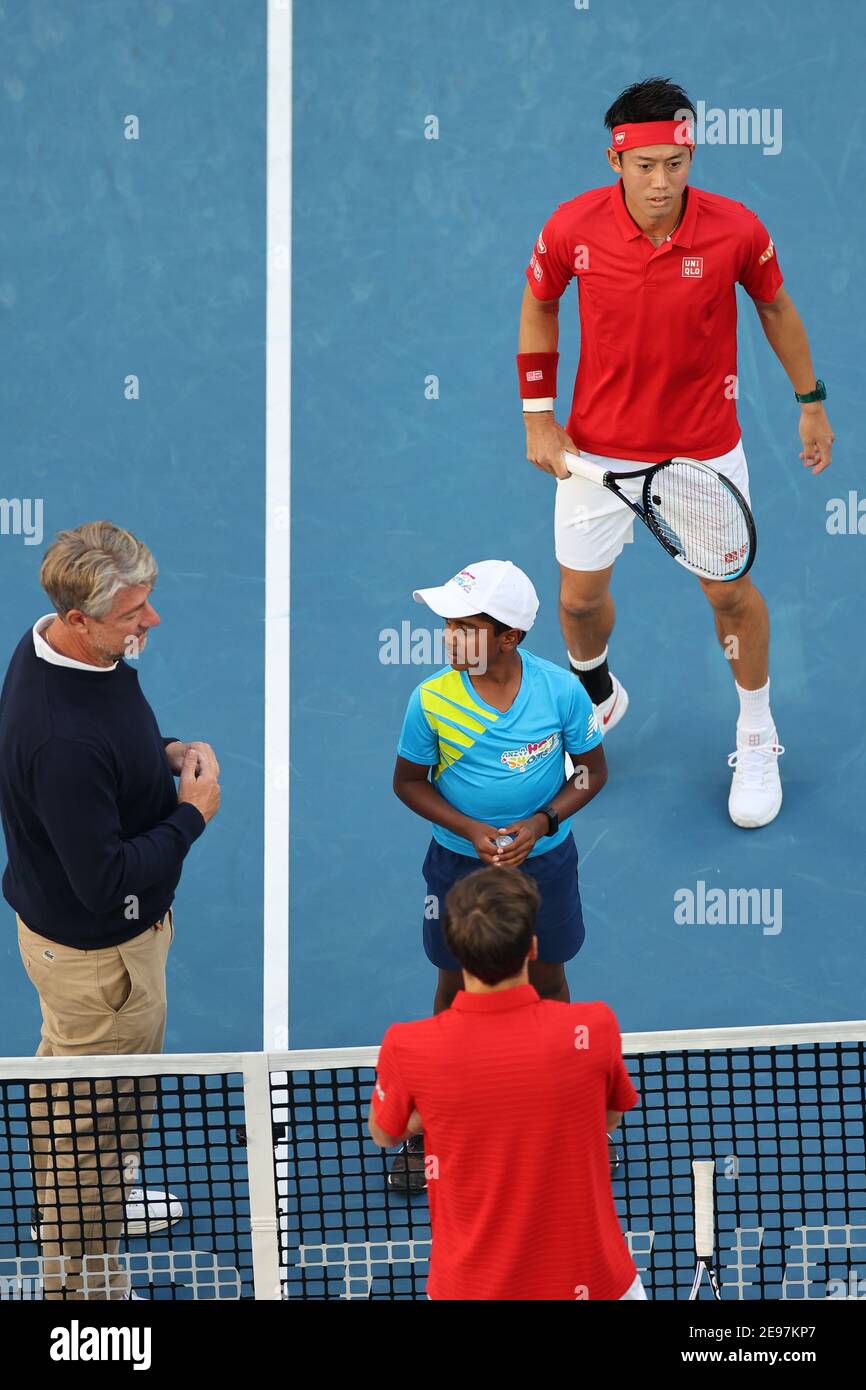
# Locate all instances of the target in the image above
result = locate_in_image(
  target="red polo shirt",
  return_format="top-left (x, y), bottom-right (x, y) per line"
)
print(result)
top-left (372, 986), bottom-right (638, 1300)
top-left (525, 181), bottom-right (784, 462)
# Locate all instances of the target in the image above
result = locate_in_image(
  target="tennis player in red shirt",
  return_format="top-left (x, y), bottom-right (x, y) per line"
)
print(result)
top-left (518, 77), bottom-right (835, 829)
top-left (368, 866), bottom-right (642, 1301)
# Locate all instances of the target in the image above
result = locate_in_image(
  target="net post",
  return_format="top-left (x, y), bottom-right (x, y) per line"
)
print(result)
top-left (242, 1052), bottom-right (282, 1300)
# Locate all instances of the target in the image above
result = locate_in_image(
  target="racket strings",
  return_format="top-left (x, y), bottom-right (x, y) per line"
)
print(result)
top-left (646, 462), bottom-right (751, 579)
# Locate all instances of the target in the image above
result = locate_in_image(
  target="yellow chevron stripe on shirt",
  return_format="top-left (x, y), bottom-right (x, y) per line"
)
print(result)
top-left (436, 746), bottom-right (463, 777)
top-left (421, 690), bottom-right (487, 735)
top-left (420, 668), bottom-right (498, 778)
top-left (438, 742), bottom-right (461, 771)
top-left (425, 715), bottom-right (474, 748)
top-left (421, 669), bottom-right (498, 722)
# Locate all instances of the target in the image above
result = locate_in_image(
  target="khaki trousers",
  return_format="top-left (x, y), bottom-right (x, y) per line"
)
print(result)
top-left (17, 910), bottom-right (173, 1300)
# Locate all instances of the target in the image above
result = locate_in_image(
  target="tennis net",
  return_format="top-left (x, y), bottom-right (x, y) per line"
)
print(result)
top-left (1, 1022), bottom-right (864, 1299)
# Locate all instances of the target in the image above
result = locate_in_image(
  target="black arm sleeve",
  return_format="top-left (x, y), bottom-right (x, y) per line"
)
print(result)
top-left (31, 738), bottom-right (205, 917)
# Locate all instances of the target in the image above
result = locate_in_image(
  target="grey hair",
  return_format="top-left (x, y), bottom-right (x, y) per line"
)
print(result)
top-left (40, 521), bottom-right (158, 620)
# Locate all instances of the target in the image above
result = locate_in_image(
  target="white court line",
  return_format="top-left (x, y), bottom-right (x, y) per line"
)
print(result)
top-left (264, 0), bottom-right (292, 1049)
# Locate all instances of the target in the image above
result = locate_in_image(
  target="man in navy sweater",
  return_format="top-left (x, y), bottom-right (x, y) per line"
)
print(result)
top-left (0, 520), bottom-right (220, 1299)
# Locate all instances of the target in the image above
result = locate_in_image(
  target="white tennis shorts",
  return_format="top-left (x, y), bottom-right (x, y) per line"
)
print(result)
top-left (554, 438), bottom-right (751, 573)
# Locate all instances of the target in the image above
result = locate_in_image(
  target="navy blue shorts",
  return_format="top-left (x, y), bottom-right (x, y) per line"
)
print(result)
top-left (421, 834), bottom-right (585, 971)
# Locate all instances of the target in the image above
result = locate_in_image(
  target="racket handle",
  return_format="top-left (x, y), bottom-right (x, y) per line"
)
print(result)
top-left (562, 450), bottom-right (605, 483)
top-left (692, 1159), bottom-right (716, 1259)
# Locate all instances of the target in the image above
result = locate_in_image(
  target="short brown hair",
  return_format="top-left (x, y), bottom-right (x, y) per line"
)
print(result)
top-left (40, 521), bottom-right (157, 620)
top-left (443, 867), bottom-right (539, 984)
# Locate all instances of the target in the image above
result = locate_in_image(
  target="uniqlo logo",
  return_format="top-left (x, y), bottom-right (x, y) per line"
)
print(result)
top-left (526, 369), bottom-right (543, 381)
top-left (682, 257), bottom-right (703, 278)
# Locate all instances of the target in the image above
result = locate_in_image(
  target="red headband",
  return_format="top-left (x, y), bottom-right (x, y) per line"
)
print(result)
top-left (610, 120), bottom-right (694, 152)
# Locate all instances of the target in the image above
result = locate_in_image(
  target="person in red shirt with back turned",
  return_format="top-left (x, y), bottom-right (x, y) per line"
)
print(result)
top-left (518, 76), bottom-right (835, 831)
top-left (367, 866), bottom-right (643, 1301)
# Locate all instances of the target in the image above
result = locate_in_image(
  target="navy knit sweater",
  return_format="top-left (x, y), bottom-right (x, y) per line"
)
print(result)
top-left (0, 628), bottom-right (205, 948)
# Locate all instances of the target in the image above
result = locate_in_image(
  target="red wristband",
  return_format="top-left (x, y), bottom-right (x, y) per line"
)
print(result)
top-left (516, 351), bottom-right (558, 399)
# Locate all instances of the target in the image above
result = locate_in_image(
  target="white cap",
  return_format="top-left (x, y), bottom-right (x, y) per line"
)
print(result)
top-left (413, 560), bottom-right (539, 632)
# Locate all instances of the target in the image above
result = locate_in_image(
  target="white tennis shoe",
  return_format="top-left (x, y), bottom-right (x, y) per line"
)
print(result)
top-left (727, 728), bottom-right (785, 828)
top-left (30, 1185), bottom-right (183, 1241)
top-left (124, 1186), bottom-right (184, 1236)
top-left (594, 674), bottom-right (629, 736)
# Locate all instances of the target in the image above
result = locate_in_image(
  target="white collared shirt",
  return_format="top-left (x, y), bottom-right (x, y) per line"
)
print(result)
top-left (32, 614), bottom-right (117, 673)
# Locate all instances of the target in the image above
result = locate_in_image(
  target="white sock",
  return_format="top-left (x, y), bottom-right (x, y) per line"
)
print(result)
top-left (736, 679), bottom-right (773, 732)
top-left (568, 645), bottom-right (608, 672)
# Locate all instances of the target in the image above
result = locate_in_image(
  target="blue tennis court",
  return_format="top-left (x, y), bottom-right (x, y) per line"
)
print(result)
top-left (290, 0), bottom-right (866, 1051)
top-left (0, 0), bottom-right (864, 1318)
top-left (0, 0), bottom-right (863, 1064)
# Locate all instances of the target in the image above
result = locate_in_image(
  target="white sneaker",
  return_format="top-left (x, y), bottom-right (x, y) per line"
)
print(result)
top-left (727, 727), bottom-right (785, 828)
top-left (593, 674), bottom-right (629, 736)
top-left (124, 1186), bottom-right (183, 1236)
top-left (30, 1186), bottom-right (183, 1241)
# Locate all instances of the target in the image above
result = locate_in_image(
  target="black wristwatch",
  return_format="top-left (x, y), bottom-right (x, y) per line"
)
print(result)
top-left (794, 379), bottom-right (826, 404)
top-left (536, 804), bottom-right (559, 837)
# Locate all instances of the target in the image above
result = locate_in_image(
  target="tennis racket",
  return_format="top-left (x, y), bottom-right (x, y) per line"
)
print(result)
top-left (688, 1159), bottom-right (723, 1300)
top-left (562, 451), bottom-right (756, 582)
